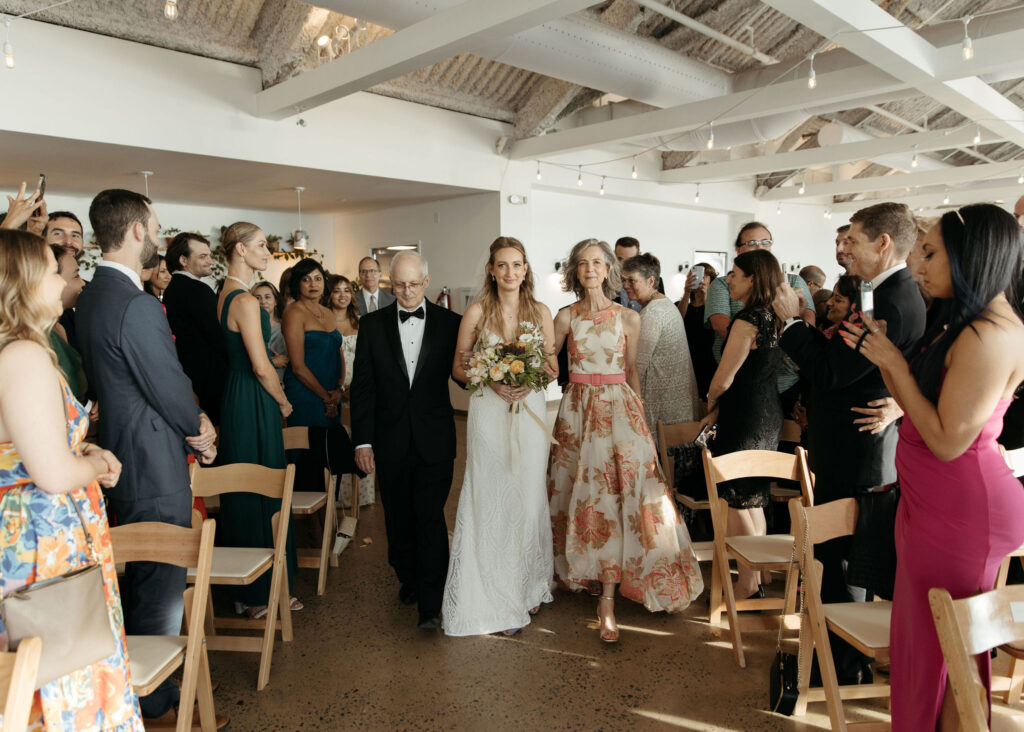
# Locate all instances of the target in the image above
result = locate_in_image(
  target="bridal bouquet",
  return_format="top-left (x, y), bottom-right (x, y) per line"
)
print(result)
top-left (466, 321), bottom-right (551, 409)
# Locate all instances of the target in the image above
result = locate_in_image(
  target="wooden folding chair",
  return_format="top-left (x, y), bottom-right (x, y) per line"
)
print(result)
top-left (789, 499), bottom-right (892, 730)
top-left (188, 462), bottom-right (295, 691)
top-left (701, 446), bottom-right (813, 668)
top-left (0, 636), bottom-right (40, 732)
top-left (770, 420), bottom-right (811, 504)
top-left (282, 426), bottom-right (340, 595)
top-left (110, 519), bottom-right (217, 732)
top-left (655, 420), bottom-right (713, 562)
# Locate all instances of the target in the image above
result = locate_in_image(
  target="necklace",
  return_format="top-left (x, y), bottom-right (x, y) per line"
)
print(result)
top-left (302, 299), bottom-right (324, 322)
top-left (225, 275), bottom-right (252, 289)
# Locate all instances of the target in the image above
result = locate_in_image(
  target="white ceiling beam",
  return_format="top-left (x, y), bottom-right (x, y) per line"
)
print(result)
top-left (508, 64), bottom-right (906, 160)
top-left (829, 177), bottom-right (1023, 213)
top-left (254, 0), bottom-right (597, 120)
top-left (660, 126), bottom-right (996, 183)
top-left (762, 0), bottom-right (1024, 148)
top-left (760, 160), bottom-right (1024, 201)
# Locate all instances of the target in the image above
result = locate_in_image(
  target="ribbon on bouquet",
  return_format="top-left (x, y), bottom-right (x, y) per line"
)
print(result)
top-left (507, 399), bottom-right (559, 467)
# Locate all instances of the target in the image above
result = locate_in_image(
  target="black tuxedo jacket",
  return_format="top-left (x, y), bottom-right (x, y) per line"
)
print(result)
top-left (162, 273), bottom-right (228, 421)
top-left (781, 267), bottom-right (925, 489)
top-left (350, 301), bottom-right (461, 465)
top-left (75, 267), bottom-right (201, 503)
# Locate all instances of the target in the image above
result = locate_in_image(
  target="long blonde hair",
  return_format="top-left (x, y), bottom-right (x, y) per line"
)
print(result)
top-left (0, 230), bottom-right (59, 366)
top-left (477, 237), bottom-right (544, 340)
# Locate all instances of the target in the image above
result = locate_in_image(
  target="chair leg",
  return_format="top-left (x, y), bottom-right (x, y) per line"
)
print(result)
top-left (195, 644), bottom-right (217, 732)
top-left (794, 614), bottom-right (814, 716)
top-left (1007, 655), bottom-right (1024, 704)
top-left (256, 562), bottom-right (284, 691)
top-left (280, 564), bottom-right (294, 644)
top-left (317, 482), bottom-right (335, 596)
top-left (716, 544), bottom-right (746, 668)
top-left (783, 561), bottom-right (799, 615)
top-left (709, 547), bottom-right (724, 627)
top-left (350, 474), bottom-right (360, 521)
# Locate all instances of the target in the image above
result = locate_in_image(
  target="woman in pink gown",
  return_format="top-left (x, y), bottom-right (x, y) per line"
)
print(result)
top-left (845, 203), bottom-right (1024, 730)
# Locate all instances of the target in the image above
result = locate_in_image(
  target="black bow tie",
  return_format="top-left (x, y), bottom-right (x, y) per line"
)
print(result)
top-left (399, 307), bottom-right (425, 323)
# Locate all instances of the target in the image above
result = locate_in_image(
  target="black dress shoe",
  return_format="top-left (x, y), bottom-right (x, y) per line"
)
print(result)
top-left (417, 615), bottom-right (441, 631)
top-left (398, 585), bottom-right (417, 606)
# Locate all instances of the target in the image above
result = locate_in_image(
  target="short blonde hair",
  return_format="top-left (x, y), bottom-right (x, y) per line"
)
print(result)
top-left (561, 238), bottom-right (621, 300)
top-left (0, 230), bottom-right (58, 366)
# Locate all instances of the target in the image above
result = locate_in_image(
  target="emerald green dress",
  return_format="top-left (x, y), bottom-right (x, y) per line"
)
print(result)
top-left (217, 288), bottom-right (296, 605)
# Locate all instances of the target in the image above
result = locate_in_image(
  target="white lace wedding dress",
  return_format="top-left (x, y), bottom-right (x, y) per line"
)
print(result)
top-left (441, 384), bottom-right (554, 636)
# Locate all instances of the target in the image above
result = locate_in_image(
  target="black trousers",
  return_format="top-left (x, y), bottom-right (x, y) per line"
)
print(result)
top-left (109, 490), bottom-right (192, 717)
top-left (376, 454), bottom-right (454, 620)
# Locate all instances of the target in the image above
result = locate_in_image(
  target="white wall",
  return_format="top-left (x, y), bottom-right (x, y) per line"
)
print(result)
top-left (755, 201), bottom-right (848, 289)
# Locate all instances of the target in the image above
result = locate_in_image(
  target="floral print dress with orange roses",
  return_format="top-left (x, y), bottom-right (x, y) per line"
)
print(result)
top-left (548, 303), bottom-right (703, 612)
top-left (0, 376), bottom-right (143, 731)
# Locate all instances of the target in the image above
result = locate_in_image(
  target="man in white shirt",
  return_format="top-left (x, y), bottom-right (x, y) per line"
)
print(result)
top-left (355, 256), bottom-right (396, 316)
top-left (350, 252), bottom-right (462, 631)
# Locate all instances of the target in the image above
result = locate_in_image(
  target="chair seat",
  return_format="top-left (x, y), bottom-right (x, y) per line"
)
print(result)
top-left (824, 600), bottom-right (892, 653)
top-left (1000, 641), bottom-right (1024, 659)
top-left (692, 540), bottom-right (714, 563)
top-left (725, 534), bottom-right (794, 565)
top-left (675, 492), bottom-right (710, 511)
top-left (188, 547), bottom-right (273, 584)
top-left (291, 491), bottom-right (327, 514)
top-left (127, 635), bottom-right (186, 692)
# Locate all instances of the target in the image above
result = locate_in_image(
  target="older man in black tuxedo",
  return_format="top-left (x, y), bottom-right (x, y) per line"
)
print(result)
top-left (351, 252), bottom-right (461, 630)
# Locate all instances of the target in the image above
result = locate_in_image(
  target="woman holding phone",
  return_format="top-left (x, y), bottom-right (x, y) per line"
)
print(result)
top-left (843, 203), bottom-right (1024, 730)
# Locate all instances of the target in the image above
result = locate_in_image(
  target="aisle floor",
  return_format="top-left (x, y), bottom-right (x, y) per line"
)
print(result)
top-left (208, 415), bottom-right (890, 731)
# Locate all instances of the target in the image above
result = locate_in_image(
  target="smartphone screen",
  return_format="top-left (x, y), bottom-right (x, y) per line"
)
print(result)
top-left (860, 280), bottom-right (874, 319)
top-left (33, 173), bottom-right (46, 217)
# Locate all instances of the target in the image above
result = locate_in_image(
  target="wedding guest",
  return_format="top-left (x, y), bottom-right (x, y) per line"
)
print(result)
top-left (217, 222), bottom-right (299, 618)
top-left (163, 232), bottom-right (228, 424)
top-left (76, 189), bottom-right (217, 722)
top-left (813, 288), bottom-right (833, 328)
top-left (701, 250), bottom-right (784, 600)
top-left (549, 238), bottom-right (703, 643)
top-left (0, 230), bottom-right (139, 729)
top-left (843, 203), bottom-right (1024, 729)
top-left (355, 256), bottom-right (395, 316)
top-left (45, 210), bottom-right (86, 259)
top-left (252, 281), bottom-right (289, 380)
top-left (282, 258), bottom-right (344, 428)
top-left (1, 181), bottom-right (48, 236)
top-left (821, 275), bottom-right (861, 338)
top-left (799, 265), bottom-right (826, 296)
top-left (836, 224), bottom-right (853, 273)
top-left (679, 262), bottom-right (718, 400)
top-left (443, 237), bottom-right (556, 637)
top-left (351, 252), bottom-right (462, 631)
top-left (144, 255), bottom-right (171, 299)
top-left (621, 253), bottom-right (700, 435)
top-left (48, 244), bottom-right (88, 404)
top-left (279, 266), bottom-right (295, 309)
top-left (612, 237), bottom-right (642, 311)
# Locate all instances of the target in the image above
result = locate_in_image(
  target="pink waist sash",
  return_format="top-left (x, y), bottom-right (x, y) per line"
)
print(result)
top-left (569, 372), bottom-right (627, 385)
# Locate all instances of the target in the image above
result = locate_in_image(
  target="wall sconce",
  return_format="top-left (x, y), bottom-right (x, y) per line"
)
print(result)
top-left (554, 261), bottom-right (562, 272)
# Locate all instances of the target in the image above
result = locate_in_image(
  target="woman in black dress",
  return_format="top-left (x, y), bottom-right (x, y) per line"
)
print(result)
top-left (700, 249), bottom-right (783, 599)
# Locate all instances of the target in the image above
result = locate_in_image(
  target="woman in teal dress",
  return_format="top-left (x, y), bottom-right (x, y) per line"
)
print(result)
top-left (281, 258), bottom-right (344, 427)
top-left (216, 222), bottom-right (300, 617)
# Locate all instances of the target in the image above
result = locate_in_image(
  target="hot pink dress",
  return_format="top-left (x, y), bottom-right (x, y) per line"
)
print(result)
top-left (890, 396), bottom-right (1024, 729)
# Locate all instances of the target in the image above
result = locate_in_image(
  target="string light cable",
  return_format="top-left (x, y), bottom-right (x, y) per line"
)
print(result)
top-left (2, 0), bottom-right (88, 70)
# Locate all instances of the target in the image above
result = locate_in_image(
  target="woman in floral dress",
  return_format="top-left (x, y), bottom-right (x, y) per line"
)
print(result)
top-left (548, 238), bottom-right (704, 643)
top-left (0, 230), bottom-right (142, 730)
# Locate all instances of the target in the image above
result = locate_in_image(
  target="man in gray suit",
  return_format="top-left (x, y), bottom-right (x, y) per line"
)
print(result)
top-left (355, 256), bottom-right (396, 316)
top-left (76, 189), bottom-right (217, 722)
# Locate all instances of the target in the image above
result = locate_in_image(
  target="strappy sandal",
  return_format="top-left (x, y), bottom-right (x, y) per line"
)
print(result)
top-left (290, 597), bottom-right (303, 612)
top-left (501, 627), bottom-right (522, 636)
top-left (597, 595), bottom-right (619, 644)
top-left (528, 605), bottom-right (541, 616)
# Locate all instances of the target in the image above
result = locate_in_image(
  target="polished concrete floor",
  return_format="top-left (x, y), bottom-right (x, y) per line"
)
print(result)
top-left (207, 415), bottom-right (891, 731)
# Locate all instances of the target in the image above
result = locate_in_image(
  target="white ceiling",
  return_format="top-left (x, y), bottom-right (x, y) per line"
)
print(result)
top-left (0, 130), bottom-right (485, 214)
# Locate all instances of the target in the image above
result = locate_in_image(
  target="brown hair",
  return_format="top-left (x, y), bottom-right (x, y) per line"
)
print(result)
top-left (733, 249), bottom-right (783, 314)
top-left (0, 230), bottom-right (59, 366)
top-left (252, 281), bottom-right (285, 321)
top-left (324, 274), bottom-right (359, 330)
top-left (561, 238), bottom-right (620, 300)
top-left (849, 202), bottom-right (917, 258)
top-left (165, 232), bottom-right (211, 273)
top-left (89, 188), bottom-right (152, 254)
top-left (478, 237), bottom-right (545, 340)
top-left (221, 222), bottom-right (263, 262)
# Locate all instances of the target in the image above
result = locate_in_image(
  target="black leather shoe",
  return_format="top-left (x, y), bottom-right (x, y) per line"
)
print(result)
top-left (417, 615), bottom-right (441, 631)
top-left (399, 585), bottom-right (417, 606)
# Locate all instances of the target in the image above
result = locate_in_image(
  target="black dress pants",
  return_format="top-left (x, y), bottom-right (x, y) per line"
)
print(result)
top-left (109, 490), bottom-right (192, 717)
top-left (376, 454), bottom-right (454, 620)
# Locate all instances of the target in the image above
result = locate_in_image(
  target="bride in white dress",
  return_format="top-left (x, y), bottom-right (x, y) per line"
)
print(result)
top-left (442, 237), bottom-right (557, 636)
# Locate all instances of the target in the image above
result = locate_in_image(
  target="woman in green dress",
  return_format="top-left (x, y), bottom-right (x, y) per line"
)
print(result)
top-left (216, 221), bottom-right (300, 617)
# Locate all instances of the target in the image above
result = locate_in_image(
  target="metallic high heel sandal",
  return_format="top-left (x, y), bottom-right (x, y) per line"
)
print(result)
top-left (597, 595), bottom-right (619, 643)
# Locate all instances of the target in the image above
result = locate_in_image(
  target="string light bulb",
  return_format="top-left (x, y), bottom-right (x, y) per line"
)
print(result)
top-left (824, 208), bottom-right (832, 220)
top-left (911, 145), bottom-right (919, 168)
top-left (3, 18), bottom-right (12, 69)
top-left (706, 121), bottom-right (715, 150)
top-left (1018, 168), bottom-right (1024, 185)
top-left (631, 156), bottom-right (638, 179)
top-left (973, 125), bottom-right (982, 145)
top-left (535, 161), bottom-right (541, 181)
top-left (599, 177), bottom-right (606, 196)
top-left (961, 16), bottom-right (974, 61)
top-left (694, 183), bottom-right (700, 204)
top-left (943, 193), bottom-right (950, 205)
top-left (164, 0), bottom-right (178, 20)
top-left (776, 202), bottom-right (782, 215)
top-left (577, 165), bottom-right (583, 188)
top-left (807, 52), bottom-right (817, 90)
top-left (316, 34), bottom-right (330, 47)
top-left (798, 175), bottom-right (806, 195)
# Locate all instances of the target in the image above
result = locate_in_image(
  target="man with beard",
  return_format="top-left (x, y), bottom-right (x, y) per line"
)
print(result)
top-left (76, 189), bottom-right (217, 723)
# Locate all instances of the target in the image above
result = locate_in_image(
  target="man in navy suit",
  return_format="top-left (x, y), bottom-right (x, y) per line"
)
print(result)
top-left (76, 189), bottom-right (217, 720)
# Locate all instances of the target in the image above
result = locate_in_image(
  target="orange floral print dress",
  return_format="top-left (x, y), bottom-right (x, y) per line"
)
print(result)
top-left (548, 303), bottom-right (703, 612)
top-left (0, 376), bottom-right (143, 731)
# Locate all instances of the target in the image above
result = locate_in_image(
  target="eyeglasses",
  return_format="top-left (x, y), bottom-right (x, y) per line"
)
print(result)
top-left (359, 269), bottom-right (380, 275)
top-left (392, 280), bottom-right (425, 291)
top-left (740, 239), bottom-right (773, 249)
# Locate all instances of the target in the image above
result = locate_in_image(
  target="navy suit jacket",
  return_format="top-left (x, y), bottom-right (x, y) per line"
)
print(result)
top-left (75, 266), bottom-right (201, 503)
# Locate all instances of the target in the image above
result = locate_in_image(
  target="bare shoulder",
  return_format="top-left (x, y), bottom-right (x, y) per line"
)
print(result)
top-left (554, 304), bottom-right (573, 325)
top-left (0, 340), bottom-right (57, 382)
top-left (537, 302), bottom-right (554, 323)
top-left (462, 301), bottom-right (483, 323)
top-left (620, 307), bottom-right (641, 328)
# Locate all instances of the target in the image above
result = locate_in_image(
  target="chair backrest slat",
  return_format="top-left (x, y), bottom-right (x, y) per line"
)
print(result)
top-left (189, 462), bottom-right (293, 499)
top-left (110, 522), bottom-right (203, 567)
top-left (656, 420), bottom-right (702, 483)
top-left (282, 426), bottom-right (310, 452)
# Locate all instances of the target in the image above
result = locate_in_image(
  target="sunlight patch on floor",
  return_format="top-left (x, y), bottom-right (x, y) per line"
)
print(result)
top-left (632, 708), bottom-right (745, 730)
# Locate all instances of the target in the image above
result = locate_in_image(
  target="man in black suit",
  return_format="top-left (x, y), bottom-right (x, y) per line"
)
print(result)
top-left (76, 189), bottom-right (217, 721)
top-left (351, 252), bottom-right (461, 630)
top-left (162, 232), bottom-right (228, 424)
top-left (774, 201), bottom-right (925, 682)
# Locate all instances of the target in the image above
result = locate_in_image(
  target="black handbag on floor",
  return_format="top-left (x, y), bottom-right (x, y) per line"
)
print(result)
top-left (769, 517), bottom-right (807, 716)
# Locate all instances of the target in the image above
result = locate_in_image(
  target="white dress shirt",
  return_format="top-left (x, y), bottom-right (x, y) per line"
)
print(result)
top-left (174, 270), bottom-right (202, 282)
top-left (364, 289), bottom-right (379, 312)
top-left (870, 262), bottom-right (907, 289)
top-left (398, 300), bottom-right (427, 386)
top-left (97, 260), bottom-right (143, 291)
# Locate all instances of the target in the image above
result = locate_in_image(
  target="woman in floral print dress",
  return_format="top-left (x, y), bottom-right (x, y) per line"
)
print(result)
top-left (548, 238), bottom-right (704, 643)
top-left (0, 230), bottom-right (142, 731)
